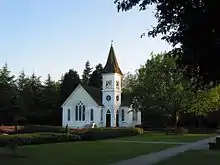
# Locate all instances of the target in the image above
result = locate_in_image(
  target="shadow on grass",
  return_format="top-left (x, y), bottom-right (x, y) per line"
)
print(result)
top-left (0, 153), bottom-right (27, 159)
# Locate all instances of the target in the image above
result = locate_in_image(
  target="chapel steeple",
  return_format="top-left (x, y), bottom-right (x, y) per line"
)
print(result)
top-left (103, 42), bottom-right (123, 75)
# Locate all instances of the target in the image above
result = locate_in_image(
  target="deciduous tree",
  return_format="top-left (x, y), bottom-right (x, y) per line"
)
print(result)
top-left (114, 0), bottom-right (220, 83)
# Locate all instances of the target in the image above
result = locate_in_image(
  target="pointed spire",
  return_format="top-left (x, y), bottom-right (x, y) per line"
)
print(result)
top-left (103, 42), bottom-right (123, 75)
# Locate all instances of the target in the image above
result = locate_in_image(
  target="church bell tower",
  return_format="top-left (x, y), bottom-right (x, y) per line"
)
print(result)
top-left (102, 42), bottom-right (123, 127)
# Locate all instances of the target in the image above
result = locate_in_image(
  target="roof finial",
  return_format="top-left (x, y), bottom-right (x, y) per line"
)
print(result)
top-left (111, 40), bottom-right (114, 46)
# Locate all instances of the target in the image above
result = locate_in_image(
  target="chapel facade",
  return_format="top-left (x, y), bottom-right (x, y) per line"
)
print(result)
top-left (61, 44), bottom-right (141, 128)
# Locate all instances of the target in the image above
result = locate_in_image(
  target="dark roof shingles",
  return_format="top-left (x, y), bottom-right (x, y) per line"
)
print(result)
top-left (102, 45), bottom-right (123, 75)
top-left (82, 85), bottom-right (132, 106)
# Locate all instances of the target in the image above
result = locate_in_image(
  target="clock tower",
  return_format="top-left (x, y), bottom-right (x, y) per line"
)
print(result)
top-left (102, 43), bottom-right (123, 127)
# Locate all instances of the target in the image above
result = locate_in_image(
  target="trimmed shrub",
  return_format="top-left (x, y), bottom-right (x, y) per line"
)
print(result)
top-left (0, 125), bottom-right (67, 134)
top-left (75, 127), bottom-right (144, 141)
top-left (17, 125), bottom-right (67, 134)
top-left (0, 133), bottom-right (80, 147)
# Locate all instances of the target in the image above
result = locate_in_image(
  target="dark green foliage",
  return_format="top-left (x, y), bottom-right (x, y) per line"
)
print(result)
top-left (0, 64), bottom-right (19, 124)
top-left (17, 125), bottom-right (67, 134)
top-left (114, 0), bottom-right (220, 83)
top-left (0, 127), bottom-right (143, 147)
top-left (60, 69), bottom-right (81, 104)
top-left (82, 60), bottom-right (93, 85)
top-left (88, 63), bottom-right (103, 88)
top-left (75, 128), bottom-right (143, 141)
top-left (0, 125), bottom-right (67, 134)
top-left (0, 133), bottom-right (80, 147)
top-left (123, 52), bottom-right (220, 128)
top-left (0, 63), bottom-right (83, 125)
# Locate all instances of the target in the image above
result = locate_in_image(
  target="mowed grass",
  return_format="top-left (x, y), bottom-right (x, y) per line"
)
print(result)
top-left (112, 132), bottom-right (216, 142)
top-left (0, 141), bottom-right (177, 165)
top-left (156, 150), bottom-right (220, 165)
top-left (0, 132), bottom-right (216, 165)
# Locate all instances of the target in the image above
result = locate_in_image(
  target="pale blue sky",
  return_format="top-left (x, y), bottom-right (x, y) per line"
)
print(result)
top-left (0, 0), bottom-right (172, 81)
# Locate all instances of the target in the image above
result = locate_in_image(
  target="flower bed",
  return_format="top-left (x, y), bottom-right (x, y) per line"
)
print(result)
top-left (70, 128), bottom-right (89, 134)
top-left (0, 126), bottom-right (16, 134)
top-left (75, 127), bottom-right (144, 141)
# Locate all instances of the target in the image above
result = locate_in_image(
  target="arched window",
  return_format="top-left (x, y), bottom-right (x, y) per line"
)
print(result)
top-left (67, 109), bottom-right (70, 121)
top-left (90, 109), bottom-right (94, 121)
top-left (79, 105), bottom-right (82, 121)
top-left (75, 101), bottom-right (86, 121)
top-left (75, 106), bottom-right (78, 121)
top-left (101, 109), bottom-right (103, 121)
top-left (121, 109), bottom-right (125, 121)
top-left (82, 105), bottom-right (85, 121)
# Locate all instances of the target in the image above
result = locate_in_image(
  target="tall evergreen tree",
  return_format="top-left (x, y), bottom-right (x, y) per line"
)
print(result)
top-left (0, 64), bottom-right (19, 123)
top-left (26, 73), bottom-right (44, 114)
top-left (88, 63), bottom-right (103, 88)
top-left (81, 60), bottom-right (93, 85)
top-left (16, 70), bottom-right (30, 115)
top-left (43, 74), bottom-right (60, 110)
top-left (17, 70), bottom-right (28, 92)
top-left (60, 69), bottom-right (81, 104)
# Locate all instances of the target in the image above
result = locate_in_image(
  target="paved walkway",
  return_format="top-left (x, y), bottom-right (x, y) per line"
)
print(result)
top-left (107, 140), bottom-right (189, 145)
top-left (110, 136), bottom-right (217, 165)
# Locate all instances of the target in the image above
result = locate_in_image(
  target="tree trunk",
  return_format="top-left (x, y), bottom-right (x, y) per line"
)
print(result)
top-left (175, 112), bottom-right (180, 128)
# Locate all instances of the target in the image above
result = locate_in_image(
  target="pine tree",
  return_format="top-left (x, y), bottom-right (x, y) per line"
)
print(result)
top-left (81, 60), bottom-right (93, 85)
top-left (0, 63), bottom-right (19, 123)
top-left (88, 63), bottom-right (103, 88)
top-left (60, 69), bottom-right (81, 104)
top-left (43, 74), bottom-right (60, 110)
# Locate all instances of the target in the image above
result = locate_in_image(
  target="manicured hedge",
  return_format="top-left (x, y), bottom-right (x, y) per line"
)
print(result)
top-left (0, 125), bottom-right (67, 134)
top-left (0, 133), bottom-right (80, 147)
top-left (18, 125), bottom-right (67, 134)
top-left (74, 127), bottom-right (144, 141)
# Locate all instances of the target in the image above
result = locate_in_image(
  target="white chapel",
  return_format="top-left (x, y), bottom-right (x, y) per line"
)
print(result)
top-left (61, 44), bottom-right (141, 128)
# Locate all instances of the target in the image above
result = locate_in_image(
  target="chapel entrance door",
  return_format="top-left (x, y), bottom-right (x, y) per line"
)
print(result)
top-left (106, 110), bottom-right (111, 127)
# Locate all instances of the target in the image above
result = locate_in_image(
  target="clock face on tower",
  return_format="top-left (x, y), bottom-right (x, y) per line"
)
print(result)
top-left (106, 95), bottom-right (111, 101)
top-left (116, 95), bottom-right (119, 101)
top-left (106, 80), bottom-right (112, 89)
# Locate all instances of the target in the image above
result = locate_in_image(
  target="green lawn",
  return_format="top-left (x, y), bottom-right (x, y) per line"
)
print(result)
top-left (0, 141), bottom-right (177, 165)
top-left (155, 150), bottom-right (220, 165)
top-left (0, 133), bottom-right (216, 165)
top-left (112, 132), bottom-right (216, 142)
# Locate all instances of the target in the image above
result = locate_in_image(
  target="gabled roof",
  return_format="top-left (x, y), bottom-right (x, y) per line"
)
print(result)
top-left (82, 85), bottom-right (133, 106)
top-left (82, 85), bottom-right (103, 106)
top-left (102, 45), bottom-right (123, 75)
top-left (62, 84), bottom-right (133, 107)
top-left (61, 84), bottom-right (100, 107)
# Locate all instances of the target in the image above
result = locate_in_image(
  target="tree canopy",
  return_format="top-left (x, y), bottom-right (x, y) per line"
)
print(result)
top-left (82, 60), bottom-right (93, 85)
top-left (124, 52), bottom-right (220, 127)
top-left (0, 61), bottom-right (106, 125)
top-left (114, 0), bottom-right (220, 83)
top-left (88, 63), bottom-right (103, 88)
